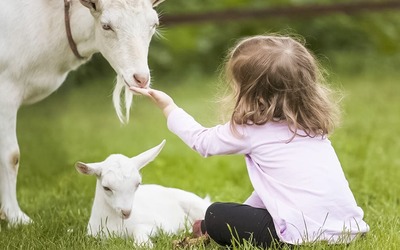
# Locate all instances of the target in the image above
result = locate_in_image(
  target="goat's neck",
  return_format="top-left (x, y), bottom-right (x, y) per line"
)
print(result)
top-left (68, 0), bottom-right (98, 60)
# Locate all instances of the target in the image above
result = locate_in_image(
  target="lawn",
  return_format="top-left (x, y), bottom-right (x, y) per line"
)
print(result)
top-left (0, 53), bottom-right (399, 249)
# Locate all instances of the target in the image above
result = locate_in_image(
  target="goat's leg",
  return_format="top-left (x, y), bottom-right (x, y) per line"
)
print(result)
top-left (0, 105), bottom-right (31, 225)
top-left (133, 230), bottom-right (153, 248)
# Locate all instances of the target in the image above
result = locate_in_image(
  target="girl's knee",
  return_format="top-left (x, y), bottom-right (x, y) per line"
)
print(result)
top-left (204, 202), bottom-right (231, 223)
top-left (205, 202), bottom-right (221, 213)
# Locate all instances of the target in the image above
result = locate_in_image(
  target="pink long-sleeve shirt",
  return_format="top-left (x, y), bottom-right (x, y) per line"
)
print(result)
top-left (167, 108), bottom-right (369, 245)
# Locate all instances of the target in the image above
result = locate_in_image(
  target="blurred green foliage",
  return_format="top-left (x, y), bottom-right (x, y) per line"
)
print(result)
top-left (69, 1), bottom-right (400, 83)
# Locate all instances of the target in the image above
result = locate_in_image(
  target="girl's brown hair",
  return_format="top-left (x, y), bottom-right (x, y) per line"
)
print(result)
top-left (220, 35), bottom-right (340, 138)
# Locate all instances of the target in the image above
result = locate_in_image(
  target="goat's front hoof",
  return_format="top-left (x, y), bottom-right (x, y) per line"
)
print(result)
top-left (4, 210), bottom-right (32, 227)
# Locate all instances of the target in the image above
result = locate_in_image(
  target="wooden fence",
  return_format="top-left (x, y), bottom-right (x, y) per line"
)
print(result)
top-left (160, 1), bottom-right (400, 26)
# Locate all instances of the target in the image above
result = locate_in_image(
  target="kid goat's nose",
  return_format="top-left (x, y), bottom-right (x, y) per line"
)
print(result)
top-left (121, 209), bottom-right (132, 219)
top-left (133, 73), bottom-right (149, 88)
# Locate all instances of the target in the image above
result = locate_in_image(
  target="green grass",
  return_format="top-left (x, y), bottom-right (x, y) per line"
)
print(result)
top-left (1, 57), bottom-right (399, 249)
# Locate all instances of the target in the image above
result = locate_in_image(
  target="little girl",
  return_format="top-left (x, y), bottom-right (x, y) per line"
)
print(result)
top-left (131, 35), bottom-right (369, 248)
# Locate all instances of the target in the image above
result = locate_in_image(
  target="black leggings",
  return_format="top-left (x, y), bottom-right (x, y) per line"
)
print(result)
top-left (201, 202), bottom-right (281, 248)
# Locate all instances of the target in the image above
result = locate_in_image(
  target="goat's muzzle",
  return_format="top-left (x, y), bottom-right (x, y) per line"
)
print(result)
top-left (121, 209), bottom-right (132, 219)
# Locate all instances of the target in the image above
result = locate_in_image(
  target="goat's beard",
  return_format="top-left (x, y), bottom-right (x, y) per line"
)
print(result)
top-left (112, 75), bottom-right (133, 123)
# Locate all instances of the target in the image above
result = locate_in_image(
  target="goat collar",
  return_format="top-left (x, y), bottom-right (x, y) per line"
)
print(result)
top-left (64, 0), bottom-right (85, 60)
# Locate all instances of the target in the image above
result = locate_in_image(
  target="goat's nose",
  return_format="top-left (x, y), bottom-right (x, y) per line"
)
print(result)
top-left (133, 73), bottom-right (149, 88)
top-left (121, 209), bottom-right (132, 219)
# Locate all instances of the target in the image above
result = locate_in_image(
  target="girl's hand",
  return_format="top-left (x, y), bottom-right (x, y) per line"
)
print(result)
top-left (130, 87), bottom-right (178, 118)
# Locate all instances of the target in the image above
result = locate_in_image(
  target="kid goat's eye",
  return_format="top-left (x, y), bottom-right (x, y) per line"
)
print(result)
top-left (103, 186), bottom-right (112, 192)
top-left (102, 24), bottom-right (112, 31)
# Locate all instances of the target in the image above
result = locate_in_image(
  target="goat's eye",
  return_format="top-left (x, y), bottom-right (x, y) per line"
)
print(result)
top-left (103, 186), bottom-right (112, 192)
top-left (102, 24), bottom-right (112, 31)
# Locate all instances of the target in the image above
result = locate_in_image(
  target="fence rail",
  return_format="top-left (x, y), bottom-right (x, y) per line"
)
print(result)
top-left (160, 1), bottom-right (400, 26)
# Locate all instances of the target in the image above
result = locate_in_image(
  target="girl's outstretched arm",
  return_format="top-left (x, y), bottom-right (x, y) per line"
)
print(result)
top-left (131, 87), bottom-right (249, 156)
top-left (130, 87), bottom-right (178, 118)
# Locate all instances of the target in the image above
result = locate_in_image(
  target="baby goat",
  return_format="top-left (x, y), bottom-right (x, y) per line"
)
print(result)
top-left (75, 140), bottom-right (210, 247)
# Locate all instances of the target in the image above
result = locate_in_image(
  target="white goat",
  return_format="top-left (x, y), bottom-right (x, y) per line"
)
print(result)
top-left (0, 0), bottom-right (166, 225)
top-left (75, 140), bottom-right (210, 247)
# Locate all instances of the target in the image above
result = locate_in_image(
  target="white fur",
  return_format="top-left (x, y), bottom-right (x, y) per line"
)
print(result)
top-left (75, 140), bottom-right (210, 247)
top-left (0, 0), bottom-right (166, 225)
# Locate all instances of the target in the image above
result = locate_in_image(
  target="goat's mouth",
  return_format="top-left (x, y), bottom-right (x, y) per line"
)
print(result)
top-left (122, 214), bottom-right (131, 220)
top-left (123, 79), bottom-right (149, 91)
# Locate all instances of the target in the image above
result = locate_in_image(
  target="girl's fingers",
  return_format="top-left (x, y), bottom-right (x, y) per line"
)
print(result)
top-left (130, 86), bottom-right (150, 96)
top-left (147, 89), bottom-right (160, 99)
top-left (129, 87), bottom-right (174, 116)
top-left (130, 87), bottom-right (169, 108)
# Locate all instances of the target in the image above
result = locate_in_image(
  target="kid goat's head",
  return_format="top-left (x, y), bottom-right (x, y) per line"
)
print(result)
top-left (75, 140), bottom-right (166, 219)
top-left (79, 0), bottom-right (166, 122)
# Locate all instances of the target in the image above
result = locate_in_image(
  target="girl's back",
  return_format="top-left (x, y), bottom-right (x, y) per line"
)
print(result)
top-left (242, 121), bottom-right (367, 243)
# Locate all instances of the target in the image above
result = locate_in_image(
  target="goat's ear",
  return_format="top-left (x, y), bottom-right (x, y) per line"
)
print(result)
top-left (151, 0), bottom-right (166, 7)
top-left (75, 162), bottom-right (101, 176)
top-left (132, 140), bottom-right (166, 170)
top-left (79, 0), bottom-right (99, 11)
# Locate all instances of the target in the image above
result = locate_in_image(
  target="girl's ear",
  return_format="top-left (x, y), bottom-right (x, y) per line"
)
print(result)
top-left (151, 0), bottom-right (166, 7)
top-left (75, 162), bottom-right (101, 176)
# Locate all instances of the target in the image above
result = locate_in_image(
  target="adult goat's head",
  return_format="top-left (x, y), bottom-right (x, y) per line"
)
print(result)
top-left (75, 140), bottom-right (165, 219)
top-left (79, 0), bottom-right (166, 122)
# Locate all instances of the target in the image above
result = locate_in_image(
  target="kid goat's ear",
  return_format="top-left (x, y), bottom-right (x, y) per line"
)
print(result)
top-left (131, 140), bottom-right (166, 170)
top-left (75, 162), bottom-right (101, 176)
